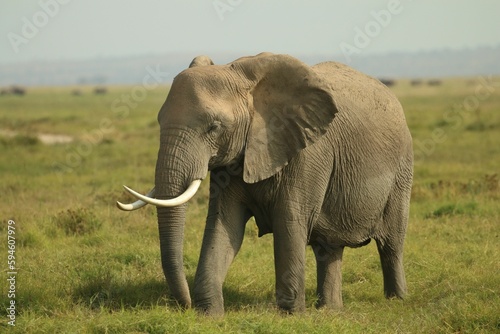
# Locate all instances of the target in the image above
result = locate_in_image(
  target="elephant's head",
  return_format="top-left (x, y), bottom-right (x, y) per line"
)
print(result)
top-left (117, 52), bottom-right (338, 308)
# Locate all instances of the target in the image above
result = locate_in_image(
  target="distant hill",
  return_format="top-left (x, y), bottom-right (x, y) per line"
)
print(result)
top-left (344, 46), bottom-right (500, 79)
top-left (1, 46), bottom-right (499, 87)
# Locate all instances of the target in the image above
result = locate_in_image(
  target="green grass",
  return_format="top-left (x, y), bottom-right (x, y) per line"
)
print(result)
top-left (1, 79), bottom-right (499, 333)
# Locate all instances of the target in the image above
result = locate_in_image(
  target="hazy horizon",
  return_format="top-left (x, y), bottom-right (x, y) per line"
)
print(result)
top-left (1, 0), bottom-right (500, 65)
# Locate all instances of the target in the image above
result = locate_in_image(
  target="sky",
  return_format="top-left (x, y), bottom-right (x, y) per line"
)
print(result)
top-left (1, 0), bottom-right (500, 64)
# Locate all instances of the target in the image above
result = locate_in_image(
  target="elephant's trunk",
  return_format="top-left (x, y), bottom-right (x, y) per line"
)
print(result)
top-left (154, 130), bottom-right (207, 308)
top-left (155, 153), bottom-right (193, 308)
top-left (157, 204), bottom-right (191, 308)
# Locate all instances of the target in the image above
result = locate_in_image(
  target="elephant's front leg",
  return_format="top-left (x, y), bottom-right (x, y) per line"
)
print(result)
top-left (193, 191), bottom-right (248, 316)
top-left (273, 221), bottom-right (308, 313)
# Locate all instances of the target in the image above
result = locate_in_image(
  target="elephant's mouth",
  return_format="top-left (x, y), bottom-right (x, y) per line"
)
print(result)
top-left (116, 179), bottom-right (202, 211)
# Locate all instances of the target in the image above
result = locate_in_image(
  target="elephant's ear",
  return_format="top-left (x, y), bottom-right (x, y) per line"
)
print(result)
top-left (189, 55), bottom-right (214, 68)
top-left (235, 53), bottom-right (338, 183)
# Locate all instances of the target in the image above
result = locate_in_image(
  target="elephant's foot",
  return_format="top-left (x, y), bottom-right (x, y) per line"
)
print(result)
top-left (315, 293), bottom-right (343, 310)
top-left (376, 240), bottom-right (407, 300)
top-left (194, 304), bottom-right (225, 317)
top-left (276, 288), bottom-right (306, 314)
top-left (170, 295), bottom-right (192, 310)
top-left (384, 277), bottom-right (406, 300)
top-left (313, 245), bottom-right (344, 310)
top-left (193, 292), bottom-right (225, 316)
top-left (277, 301), bottom-right (306, 314)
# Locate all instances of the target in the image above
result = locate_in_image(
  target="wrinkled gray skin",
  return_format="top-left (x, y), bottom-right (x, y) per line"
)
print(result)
top-left (153, 53), bottom-right (413, 315)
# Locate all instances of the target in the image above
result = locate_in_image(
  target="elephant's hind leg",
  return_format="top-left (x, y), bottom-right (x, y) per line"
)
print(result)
top-left (375, 188), bottom-right (410, 299)
top-left (312, 243), bottom-right (344, 309)
top-left (375, 237), bottom-right (406, 299)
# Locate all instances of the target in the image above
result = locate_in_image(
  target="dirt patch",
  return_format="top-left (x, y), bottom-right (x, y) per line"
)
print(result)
top-left (37, 133), bottom-right (74, 144)
top-left (0, 129), bottom-right (74, 145)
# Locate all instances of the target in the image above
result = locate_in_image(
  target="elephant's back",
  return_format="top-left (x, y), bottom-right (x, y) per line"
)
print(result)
top-left (313, 61), bottom-right (404, 120)
top-left (312, 61), bottom-right (392, 95)
top-left (312, 61), bottom-right (411, 148)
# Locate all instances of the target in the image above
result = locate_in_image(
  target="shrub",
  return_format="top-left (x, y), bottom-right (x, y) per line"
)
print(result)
top-left (426, 202), bottom-right (477, 218)
top-left (0, 134), bottom-right (40, 146)
top-left (54, 208), bottom-right (102, 236)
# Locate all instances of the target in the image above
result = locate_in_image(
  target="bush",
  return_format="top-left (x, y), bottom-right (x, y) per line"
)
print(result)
top-left (54, 208), bottom-right (102, 236)
top-left (426, 202), bottom-right (477, 218)
top-left (0, 134), bottom-right (40, 146)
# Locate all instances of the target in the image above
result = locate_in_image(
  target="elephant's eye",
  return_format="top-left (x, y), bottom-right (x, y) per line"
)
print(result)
top-left (207, 121), bottom-right (222, 135)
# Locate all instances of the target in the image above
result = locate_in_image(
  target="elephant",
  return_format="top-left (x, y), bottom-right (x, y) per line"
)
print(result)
top-left (117, 52), bottom-right (413, 315)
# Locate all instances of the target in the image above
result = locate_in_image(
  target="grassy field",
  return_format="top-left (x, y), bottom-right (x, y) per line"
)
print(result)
top-left (0, 77), bottom-right (499, 333)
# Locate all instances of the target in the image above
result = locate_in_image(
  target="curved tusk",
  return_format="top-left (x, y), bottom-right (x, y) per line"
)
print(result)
top-left (122, 179), bottom-right (202, 208)
top-left (116, 187), bottom-right (155, 211)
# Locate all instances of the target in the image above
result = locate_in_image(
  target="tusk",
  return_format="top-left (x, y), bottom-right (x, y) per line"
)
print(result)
top-left (121, 179), bottom-right (202, 208)
top-left (116, 188), bottom-right (155, 211)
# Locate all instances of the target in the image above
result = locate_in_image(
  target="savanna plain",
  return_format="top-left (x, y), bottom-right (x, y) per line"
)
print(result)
top-left (0, 76), bottom-right (499, 333)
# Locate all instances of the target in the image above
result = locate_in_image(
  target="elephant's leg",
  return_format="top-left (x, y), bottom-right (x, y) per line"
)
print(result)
top-left (376, 238), bottom-right (406, 299)
top-left (375, 191), bottom-right (410, 299)
top-left (312, 244), bottom-right (344, 309)
top-left (273, 223), bottom-right (308, 313)
top-left (193, 195), bottom-right (249, 316)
